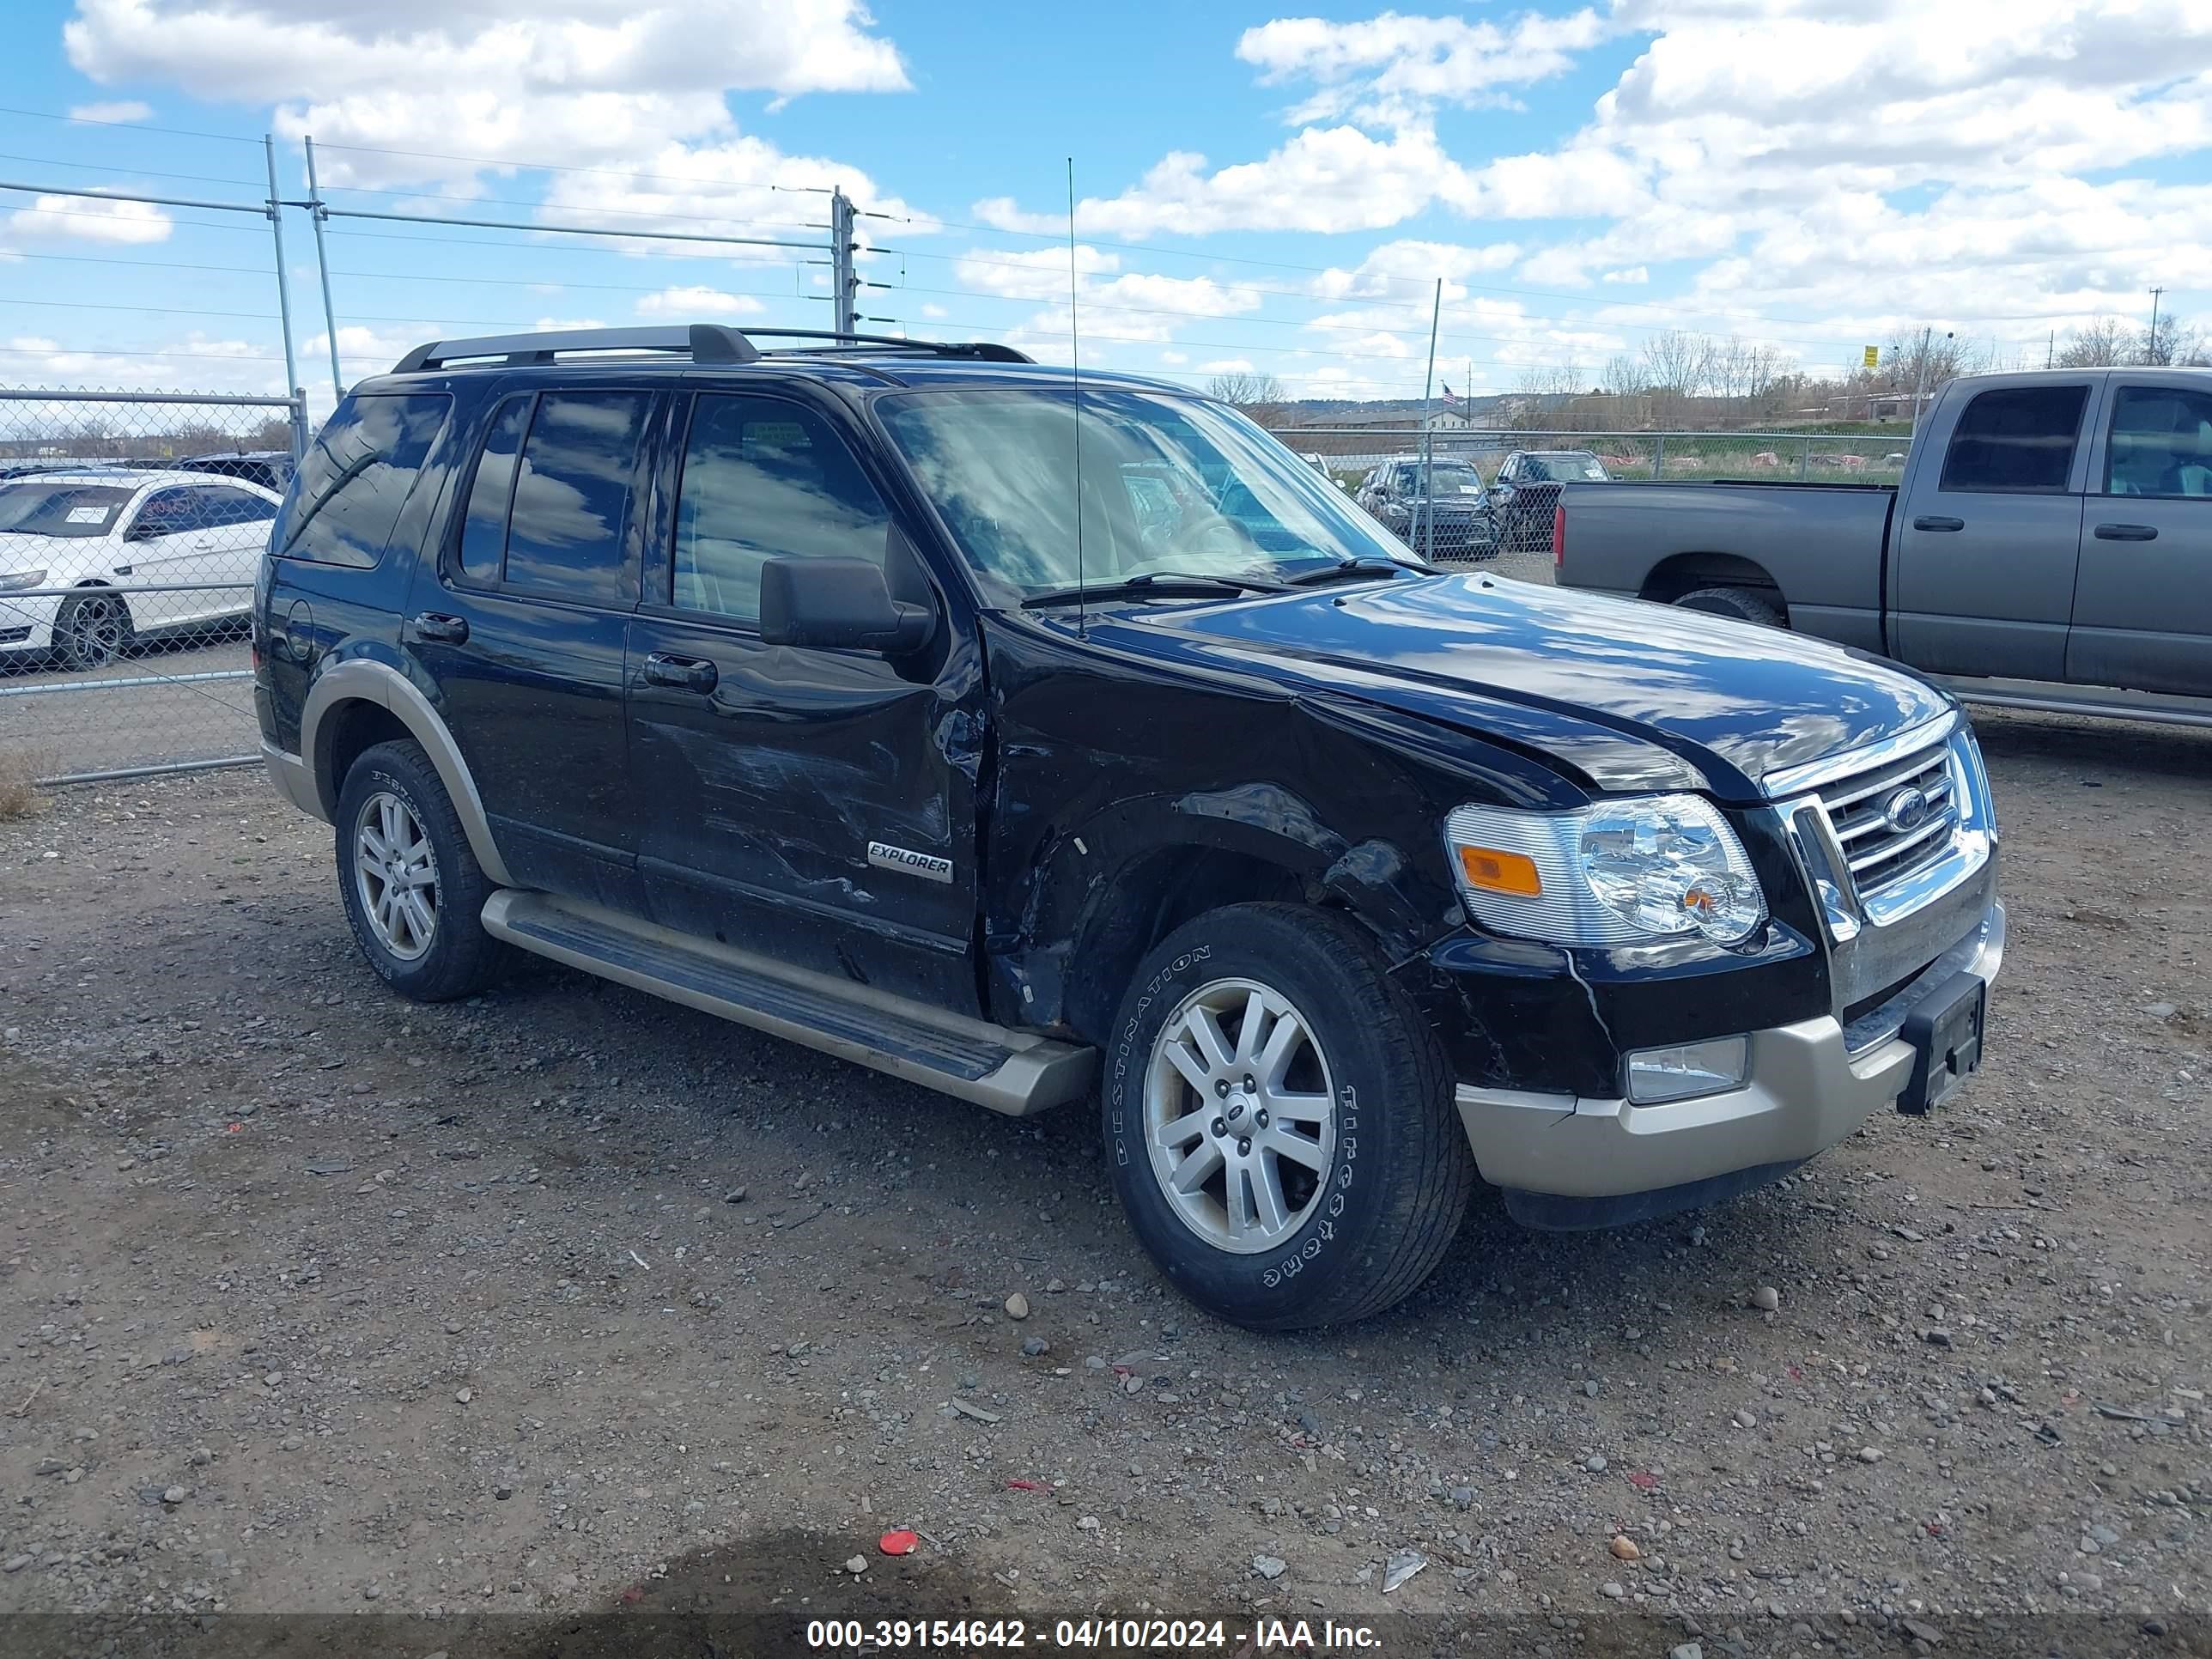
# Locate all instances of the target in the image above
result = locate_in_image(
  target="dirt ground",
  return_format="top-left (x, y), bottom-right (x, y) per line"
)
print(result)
top-left (0, 708), bottom-right (2206, 1659)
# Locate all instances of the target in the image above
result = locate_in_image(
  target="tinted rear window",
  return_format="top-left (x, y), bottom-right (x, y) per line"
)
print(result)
top-left (279, 393), bottom-right (453, 567)
top-left (1939, 385), bottom-right (2087, 494)
top-left (499, 392), bottom-right (649, 605)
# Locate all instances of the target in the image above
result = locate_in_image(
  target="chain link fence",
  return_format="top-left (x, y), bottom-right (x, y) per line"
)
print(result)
top-left (1285, 425), bottom-right (1913, 574)
top-left (0, 388), bottom-right (305, 786)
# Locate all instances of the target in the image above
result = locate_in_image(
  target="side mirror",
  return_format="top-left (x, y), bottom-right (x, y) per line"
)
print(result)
top-left (124, 517), bottom-right (163, 542)
top-left (759, 556), bottom-right (935, 654)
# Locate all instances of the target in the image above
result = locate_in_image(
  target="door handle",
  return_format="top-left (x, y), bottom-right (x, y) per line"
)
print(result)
top-left (1912, 515), bottom-right (1965, 532)
top-left (406, 612), bottom-right (469, 645)
top-left (643, 652), bottom-right (717, 693)
top-left (2093, 522), bottom-right (2158, 541)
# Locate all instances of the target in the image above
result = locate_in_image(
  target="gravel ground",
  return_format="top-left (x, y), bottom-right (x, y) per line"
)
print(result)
top-left (0, 708), bottom-right (2206, 1658)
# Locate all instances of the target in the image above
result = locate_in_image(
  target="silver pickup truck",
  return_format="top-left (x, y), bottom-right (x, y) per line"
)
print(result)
top-left (1553, 367), bottom-right (2212, 726)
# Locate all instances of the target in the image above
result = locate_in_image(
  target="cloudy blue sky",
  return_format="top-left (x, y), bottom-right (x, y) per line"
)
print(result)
top-left (1, 0), bottom-right (2207, 410)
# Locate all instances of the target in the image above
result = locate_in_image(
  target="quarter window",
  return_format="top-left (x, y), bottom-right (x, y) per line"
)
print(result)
top-left (2105, 385), bottom-right (2212, 498)
top-left (278, 392), bottom-right (453, 568)
top-left (500, 392), bottom-right (650, 604)
top-left (672, 394), bottom-right (889, 622)
top-left (1938, 385), bottom-right (2087, 494)
top-left (457, 395), bottom-right (529, 582)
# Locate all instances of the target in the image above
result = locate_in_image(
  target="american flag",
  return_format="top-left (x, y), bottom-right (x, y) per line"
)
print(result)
top-left (1441, 381), bottom-right (1455, 398)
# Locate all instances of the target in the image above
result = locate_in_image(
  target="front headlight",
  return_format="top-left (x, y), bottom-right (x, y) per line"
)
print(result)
top-left (0, 568), bottom-right (49, 592)
top-left (1444, 794), bottom-right (1766, 946)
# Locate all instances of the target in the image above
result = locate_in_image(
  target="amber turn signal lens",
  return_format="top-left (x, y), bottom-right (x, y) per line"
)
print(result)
top-left (1456, 845), bottom-right (1542, 896)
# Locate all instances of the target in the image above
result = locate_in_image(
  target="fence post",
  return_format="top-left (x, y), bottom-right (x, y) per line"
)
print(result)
top-left (261, 136), bottom-right (302, 415)
top-left (1652, 434), bottom-right (1665, 479)
top-left (303, 136), bottom-right (345, 402)
top-left (1799, 439), bottom-right (1811, 480)
top-left (289, 388), bottom-right (310, 459)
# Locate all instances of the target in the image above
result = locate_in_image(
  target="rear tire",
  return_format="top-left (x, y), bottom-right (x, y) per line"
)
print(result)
top-left (1103, 902), bottom-right (1475, 1331)
top-left (335, 739), bottom-right (510, 1002)
top-left (1675, 585), bottom-right (1784, 628)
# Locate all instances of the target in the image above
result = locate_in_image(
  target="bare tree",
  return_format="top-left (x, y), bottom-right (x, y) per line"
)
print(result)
top-left (2056, 317), bottom-right (2132, 368)
top-left (1205, 370), bottom-right (1285, 411)
top-left (1637, 330), bottom-right (1712, 396)
top-left (1509, 362), bottom-right (1594, 430)
top-left (1601, 354), bottom-right (1650, 397)
top-left (2145, 311), bottom-right (2210, 368)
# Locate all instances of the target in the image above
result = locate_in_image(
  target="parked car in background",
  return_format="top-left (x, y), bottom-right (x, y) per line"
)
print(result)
top-left (1354, 453), bottom-right (1498, 560)
top-left (175, 448), bottom-right (295, 495)
top-left (1490, 448), bottom-right (1612, 556)
top-left (0, 469), bottom-right (282, 669)
top-left (258, 323), bottom-right (2001, 1331)
top-left (1553, 368), bottom-right (2212, 726)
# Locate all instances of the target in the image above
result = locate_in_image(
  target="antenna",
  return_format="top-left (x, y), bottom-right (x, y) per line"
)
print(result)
top-left (1067, 156), bottom-right (1086, 640)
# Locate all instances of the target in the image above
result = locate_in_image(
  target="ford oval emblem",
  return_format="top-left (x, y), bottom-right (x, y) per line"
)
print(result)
top-left (1881, 786), bottom-right (1930, 835)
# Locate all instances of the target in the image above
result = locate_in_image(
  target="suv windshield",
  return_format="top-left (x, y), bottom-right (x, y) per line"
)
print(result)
top-left (1521, 452), bottom-right (1609, 483)
top-left (878, 387), bottom-right (1420, 599)
top-left (1401, 459), bottom-right (1485, 495)
top-left (0, 482), bottom-right (135, 538)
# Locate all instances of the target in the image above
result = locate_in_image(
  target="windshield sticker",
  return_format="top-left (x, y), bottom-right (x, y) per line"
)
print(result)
top-left (66, 505), bottom-right (112, 525)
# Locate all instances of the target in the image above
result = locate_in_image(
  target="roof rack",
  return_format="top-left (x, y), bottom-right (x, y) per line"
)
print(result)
top-left (392, 324), bottom-right (1032, 374)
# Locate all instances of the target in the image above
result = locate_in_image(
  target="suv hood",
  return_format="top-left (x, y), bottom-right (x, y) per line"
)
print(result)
top-left (1104, 572), bottom-right (1949, 799)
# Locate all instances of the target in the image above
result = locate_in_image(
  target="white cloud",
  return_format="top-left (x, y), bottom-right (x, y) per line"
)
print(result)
top-left (6, 192), bottom-right (172, 244)
top-left (1311, 238), bottom-right (1523, 301)
top-left (1237, 9), bottom-right (1608, 125)
top-left (64, 0), bottom-right (911, 200)
top-left (67, 99), bottom-right (151, 122)
top-left (635, 284), bottom-right (765, 318)
top-left (1602, 266), bottom-right (1650, 284)
top-left (978, 123), bottom-right (1466, 240)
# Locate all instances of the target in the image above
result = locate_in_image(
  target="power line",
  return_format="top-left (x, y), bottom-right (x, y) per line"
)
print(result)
top-left (317, 179), bottom-right (826, 238)
top-left (0, 149), bottom-right (262, 190)
top-left (0, 103), bottom-right (262, 145)
top-left (307, 137), bottom-right (823, 199)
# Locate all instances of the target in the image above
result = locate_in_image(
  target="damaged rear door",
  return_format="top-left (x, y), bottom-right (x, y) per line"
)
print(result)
top-left (623, 386), bottom-right (986, 1011)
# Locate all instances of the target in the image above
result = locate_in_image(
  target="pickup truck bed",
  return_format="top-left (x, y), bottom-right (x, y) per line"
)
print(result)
top-left (1552, 367), bottom-right (2212, 727)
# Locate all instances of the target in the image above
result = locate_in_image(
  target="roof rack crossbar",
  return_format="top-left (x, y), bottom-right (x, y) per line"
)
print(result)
top-left (393, 324), bottom-right (1030, 374)
top-left (735, 329), bottom-right (1034, 364)
top-left (393, 325), bottom-right (759, 374)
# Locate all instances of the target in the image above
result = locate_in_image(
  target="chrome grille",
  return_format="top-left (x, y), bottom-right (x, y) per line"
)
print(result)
top-left (1814, 742), bottom-right (1959, 899)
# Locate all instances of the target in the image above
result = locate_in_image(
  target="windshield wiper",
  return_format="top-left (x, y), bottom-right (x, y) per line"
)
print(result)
top-left (1021, 570), bottom-right (1287, 608)
top-left (1283, 556), bottom-right (1425, 587)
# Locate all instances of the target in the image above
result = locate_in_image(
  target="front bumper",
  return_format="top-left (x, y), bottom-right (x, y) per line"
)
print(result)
top-left (1455, 900), bottom-right (2002, 1221)
top-left (0, 593), bottom-right (58, 653)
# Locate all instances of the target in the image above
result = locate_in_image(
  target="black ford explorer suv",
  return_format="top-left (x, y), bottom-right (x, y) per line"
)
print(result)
top-left (254, 324), bottom-right (2002, 1330)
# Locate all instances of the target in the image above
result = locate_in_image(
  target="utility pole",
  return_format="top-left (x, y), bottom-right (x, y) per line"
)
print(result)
top-left (2045, 331), bottom-right (2054, 369)
top-left (1909, 327), bottom-right (1951, 440)
top-left (830, 188), bottom-right (858, 337)
top-left (2148, 286), bottom-right (2166, 366)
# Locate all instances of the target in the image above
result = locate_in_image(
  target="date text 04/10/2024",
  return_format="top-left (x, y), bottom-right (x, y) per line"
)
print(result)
top-left (802, 1618), bottom-right (1382, 1650)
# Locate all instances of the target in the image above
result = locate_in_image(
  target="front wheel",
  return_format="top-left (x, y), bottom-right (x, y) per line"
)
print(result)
top-left (1103, 903), bottom-right (1475, 1330)
top-left (55, 588), bottom-right (134, 670)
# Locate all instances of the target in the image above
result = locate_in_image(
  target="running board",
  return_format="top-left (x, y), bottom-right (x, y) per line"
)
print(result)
top-left (479, 890), bottom-right (1096, 1115)
top-left (1934, 676), bottom-right (2212, 731)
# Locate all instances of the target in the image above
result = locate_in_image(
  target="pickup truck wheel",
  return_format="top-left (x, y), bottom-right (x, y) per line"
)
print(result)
top-left (1103, 902), bottom-right (1475, 1330)
top-left (336, 739), bottom-right (510, 1002)
top-left (1675, 586), bottom-right (1784, 629)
